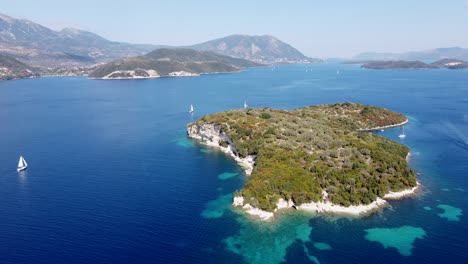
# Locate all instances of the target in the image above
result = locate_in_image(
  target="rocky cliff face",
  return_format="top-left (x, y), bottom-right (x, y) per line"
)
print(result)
top-left (187, 123), bottom-right (256, 175)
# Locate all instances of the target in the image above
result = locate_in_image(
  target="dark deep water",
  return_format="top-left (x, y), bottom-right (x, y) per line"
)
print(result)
top-left (0, 64), bottom-right (466, 263)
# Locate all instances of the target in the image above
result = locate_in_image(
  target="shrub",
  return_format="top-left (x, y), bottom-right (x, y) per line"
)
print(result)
top-left (261, 112), bottom-right (272, 119)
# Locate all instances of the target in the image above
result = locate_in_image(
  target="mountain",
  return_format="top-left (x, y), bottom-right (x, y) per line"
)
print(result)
top-left (0, 13), bottom-right (158, 67)
top-left (0, 53), bottom-right (40, 80)
top-left (0, 14), bottom-right (322, 69)
top-left (353, 47), bottom-right (468, 62)
top-left (89, 48), bottom-right (262, 79)
top-left (189, 34), bottom-right (321, 64)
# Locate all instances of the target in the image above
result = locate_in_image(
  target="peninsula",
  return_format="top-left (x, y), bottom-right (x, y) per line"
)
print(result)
top-left (88, 48), bottom-right (262, 79)
top-left (187, 103), bottom-right (418, 221)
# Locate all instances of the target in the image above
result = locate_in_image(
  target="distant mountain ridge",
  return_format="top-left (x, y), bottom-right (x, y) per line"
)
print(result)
top-left (0, 13), bottom-right (319, 71)
top-left (88, 48), bottom-right (262, 79)
top-left (0, 13), bottom-right (158, 67)
top-left (189, 34), bottom-right (321, 64)
top-left (353, 47), bottom-right (468, 61)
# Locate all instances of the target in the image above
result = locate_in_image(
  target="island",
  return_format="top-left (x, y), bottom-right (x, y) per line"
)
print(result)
top-left (88, 48), bottom-right (262, 79)
top-left (345, 59), bottom-right (468, 70)
top-left (187, 103), bottom-right (419, 221)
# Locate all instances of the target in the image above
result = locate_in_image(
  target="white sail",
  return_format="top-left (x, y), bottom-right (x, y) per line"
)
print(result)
top-left (244, 101), bottom-right (248, 109)
top-left (17, 156), bottom-right (27, 171)
top-left (189, 104), bottom-right (194, 113)
top-left (399, 126), bottom-right (406, 138)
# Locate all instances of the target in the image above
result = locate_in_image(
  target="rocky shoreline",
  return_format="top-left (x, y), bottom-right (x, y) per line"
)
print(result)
top-left (358, 119), bottom-right (409, 132)
top-left (232, 183), bottom-right (419, 221)
top-left (187, 123), bottom-right (256, 175)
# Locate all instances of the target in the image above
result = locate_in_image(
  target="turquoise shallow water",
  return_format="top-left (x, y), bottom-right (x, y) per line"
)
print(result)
top-left (364, 226), bottom-right (427, 256)
top-left (0, 64), bottom-right (467, 263)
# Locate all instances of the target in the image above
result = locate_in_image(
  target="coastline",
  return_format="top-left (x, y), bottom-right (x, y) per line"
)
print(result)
top-left (358, 119), bottom-right (409, 132)
top-left (187, 122), bottom-right (419, 222)
top-left (383, 183), bottom-right (419, 200)
top-left (232, 182), bottom-right (419, 221)
top-left (187, 123), bottom-right (255, 175)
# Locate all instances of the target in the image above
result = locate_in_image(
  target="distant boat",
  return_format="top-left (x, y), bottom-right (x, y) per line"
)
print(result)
top-left (244, 100), bottom-right (248, 109)
top-left (399, 126), bottom-right (406, 139)
top-left (17, 156), bottom-right (28, 171)
top-left (189, 104), bottom-right (194, 114)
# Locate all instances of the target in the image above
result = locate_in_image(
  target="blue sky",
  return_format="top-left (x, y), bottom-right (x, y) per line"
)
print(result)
top-left (1, 0), bottom-right (467, 57)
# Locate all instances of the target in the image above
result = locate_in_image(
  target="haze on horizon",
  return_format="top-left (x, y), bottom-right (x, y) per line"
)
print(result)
top-left (1, 0), bottom-right (467, 58)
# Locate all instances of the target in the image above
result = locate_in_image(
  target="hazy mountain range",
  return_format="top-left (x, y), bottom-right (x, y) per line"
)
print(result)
top-left (353, 47), bottom-right (468, 62)
top-left (0, 13), bottom-right (317, 70)
top-left (189, 34), bottom-right (321, 64)
top-left (0, 13), bottom-right (158, 68)
top-left (1, 12), bottom-right (467, 81)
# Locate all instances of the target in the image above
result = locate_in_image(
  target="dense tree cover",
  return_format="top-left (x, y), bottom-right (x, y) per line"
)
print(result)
top-left (191, 103), bottom-right (416, 211)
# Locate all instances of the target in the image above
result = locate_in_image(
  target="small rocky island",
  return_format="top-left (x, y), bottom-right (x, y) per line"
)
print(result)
top-left (188, 103), bottom-right (418, 220)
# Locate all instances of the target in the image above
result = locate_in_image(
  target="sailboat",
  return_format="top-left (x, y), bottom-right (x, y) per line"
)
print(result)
top-left (244, 100), bottom-right (248, 109)
top-left (17, 156), bottom-right (28, 171)
top-left (189, 104), bottom-right (194, 114)
top-left (398, 126), bottom-right (406, 139)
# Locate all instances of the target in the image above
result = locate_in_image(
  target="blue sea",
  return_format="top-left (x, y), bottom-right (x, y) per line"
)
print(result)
top-left (0, 64), bottom-right (467, 264)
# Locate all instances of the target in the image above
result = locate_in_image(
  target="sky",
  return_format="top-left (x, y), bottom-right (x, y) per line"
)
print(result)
top-left (1, 0), bottom-right (467, 58)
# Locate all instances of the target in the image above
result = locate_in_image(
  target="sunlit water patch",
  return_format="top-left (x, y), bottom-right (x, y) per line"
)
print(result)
top-left (423, 206), bottom-right (432, 211)
top-left (218, 172), bottom-right (239, 180)
top-left (437, 204), bottom-right (463, 221)
top-left (224, 213), bottom-right (319, 264)
top-left (364, 226), bottom-right (426, 256)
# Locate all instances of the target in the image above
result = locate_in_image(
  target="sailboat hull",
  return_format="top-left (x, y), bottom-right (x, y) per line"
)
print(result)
top-left (17, 165), bottom-right (27, 172)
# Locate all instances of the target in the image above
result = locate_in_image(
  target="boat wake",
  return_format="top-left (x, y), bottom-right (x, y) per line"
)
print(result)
top-left (438, 122), bottom-right (468, 150)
